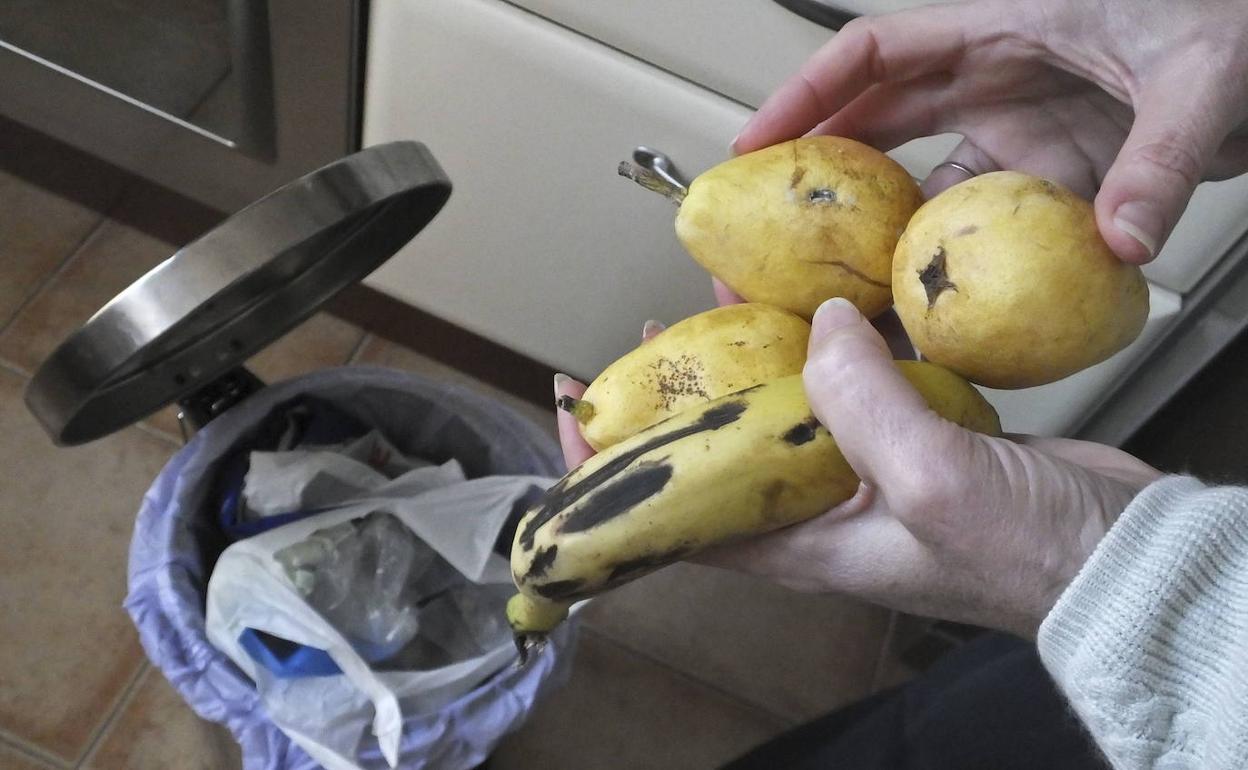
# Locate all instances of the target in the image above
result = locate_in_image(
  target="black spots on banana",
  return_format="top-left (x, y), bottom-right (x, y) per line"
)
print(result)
top-left (561, 462), bottom-right (673, 535)
top-left (782, 415), bottom-right (822, 446)
top-left (525, 545), bottom-right (558, 579)
top-left (518, 399), bottom-right (749, 549)
top-left (533, 579), bottom-right (587, 600)
top-left (919, 245), bottom-right (957, 309)
top-left (606, 545), bottom-right (692, 584)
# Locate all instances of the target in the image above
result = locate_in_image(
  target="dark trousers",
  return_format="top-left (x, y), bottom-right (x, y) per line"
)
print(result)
top-left (723, 634), bottom-right (1108, 769)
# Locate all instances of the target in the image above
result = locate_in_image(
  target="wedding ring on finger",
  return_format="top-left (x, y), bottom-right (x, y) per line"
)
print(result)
top-left (931, 160), bottom-right (979, 180)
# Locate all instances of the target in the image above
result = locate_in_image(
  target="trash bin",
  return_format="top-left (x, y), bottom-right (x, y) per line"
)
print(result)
top-left (23, 143), bottom-right (576, 769)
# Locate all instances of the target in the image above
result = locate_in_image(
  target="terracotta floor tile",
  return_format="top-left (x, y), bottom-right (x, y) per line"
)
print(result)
top-left (0, 219), bottom-right (175, 374)
top-left (84, 667), bottom-right (240, 770)
top-left (353, 336), bottom-right (556, 440)
top-left (492, 630), bottom-right (787, 770)
top-left (0, 170), bottom-right (104, 329)
top-left (580, 563), bottom-right (891, 723)
top-left (0, 741), bottom-right (61, 770)
top-left (0, 369), bottom-right (174, 763)
top-left (144, 313), bottom-right (366, 439)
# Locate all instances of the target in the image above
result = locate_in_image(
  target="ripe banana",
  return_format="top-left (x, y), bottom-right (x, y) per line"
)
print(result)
top-left (561, 303), bottom-right (810, 451)
top-left (508, 362), bottom-right (1001, 648)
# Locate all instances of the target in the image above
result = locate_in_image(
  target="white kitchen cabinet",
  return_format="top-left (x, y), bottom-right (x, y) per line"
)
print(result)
top-left (363, 0), bottom-right (748, 378)
top-left (506, 0), bottom-right (832, 109)
top-left (976, 282), bottom-right (1182, 436)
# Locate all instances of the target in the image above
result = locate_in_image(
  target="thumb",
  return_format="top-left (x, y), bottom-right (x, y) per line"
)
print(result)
top-left (1097, 77), bottom-right (1238, 264)
top-left (802, 298), bottom-right (954, 486)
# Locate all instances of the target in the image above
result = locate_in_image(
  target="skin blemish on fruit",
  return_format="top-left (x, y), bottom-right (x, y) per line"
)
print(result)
top-left (803, 258), bottom-right (889, 289)
top-left (954, 225), bottom-right (979, 237)
top-left (561, 462), bottom-right (674, 534)
top-left (918, 246), bottom-right (958, 308)
top-left (517, 399), bottom-right (749, 549)
top-left (760, 480), bottom-right (789, 523)
top-left (605, 545), bottom-right (693, 584)
top-left (533, 579), bottom-right (587, 600)
top-left (525, 545), bottom-right (558, 579)
top-left (790, 165), bottom-right (807, 189)
top-left (652, 355), bottom-right (710, 410)
top-left (782, 416), bottom-right (822, 446)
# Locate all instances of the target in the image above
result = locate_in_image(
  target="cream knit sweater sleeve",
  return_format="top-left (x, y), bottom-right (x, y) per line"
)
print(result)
top-left (1038, 475), bottom-right (1248, 769)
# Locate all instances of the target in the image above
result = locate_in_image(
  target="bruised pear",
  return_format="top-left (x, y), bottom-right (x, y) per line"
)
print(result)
top-left (622, 137), bottom-right (923, 320)
top-left (893, 171), bottom-right (1149, 389)
top-left (560, 303), bottom-right (809, 451)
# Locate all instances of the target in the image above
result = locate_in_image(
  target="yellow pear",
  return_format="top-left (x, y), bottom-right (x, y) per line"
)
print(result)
top-left (561, 303), bottom-right (810, 450)
top-left (892, 171), bottom-right (1149, 389)
top-left (623, 136), bottom-right (923, 320)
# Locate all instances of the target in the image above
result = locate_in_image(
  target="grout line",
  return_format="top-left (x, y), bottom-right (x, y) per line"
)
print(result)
top-left (132, 420), bottom-right (183, 449)
top-left (580, 627), bottom-right (798, 729)
top-left (868, 610), bottom-right (900, 694)
top-left (0, 356), bottom-right (32, 380)
top-left (0, 729), bottom-right (72, 770)
top-left (0, 214), bottom-right (111, 340)
top-left (345, 331), bottom-right (373, 366)
top-left (72, 662), bottom-right (150, 770)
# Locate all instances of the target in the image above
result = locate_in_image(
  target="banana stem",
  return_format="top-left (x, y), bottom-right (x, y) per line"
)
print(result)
top-left (507, 593), bottom-right (571, 664)
top-left (556, 395), bottom-right (595, 424)
top-left (618, 160), bottom-right (686, 205)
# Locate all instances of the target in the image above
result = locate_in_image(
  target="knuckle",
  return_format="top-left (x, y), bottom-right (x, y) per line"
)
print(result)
top-left (891, 462), bottom-right (955, 517)
top-left (838, 18), bottom-right (888, 82)
top-left (885, 430), bottom-right (969, 531)
top-left (1131, 133), bottom-right (1204, 189)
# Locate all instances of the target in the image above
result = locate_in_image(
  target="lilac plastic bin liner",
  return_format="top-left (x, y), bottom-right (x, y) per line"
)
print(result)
top-left (125, 367), bottom-right (575, 770)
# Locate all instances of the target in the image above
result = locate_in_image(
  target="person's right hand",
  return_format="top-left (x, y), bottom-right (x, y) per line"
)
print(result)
top-left (695, 298), bottom-right (1164, 638)
top-left (734, 0), bottom-right (1248, 264)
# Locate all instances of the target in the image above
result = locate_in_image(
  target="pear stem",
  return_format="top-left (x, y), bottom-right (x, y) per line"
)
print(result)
top-left (556, 395), bottom-right (595, 424)
top-left (618, 161), bottom-right (686, 205)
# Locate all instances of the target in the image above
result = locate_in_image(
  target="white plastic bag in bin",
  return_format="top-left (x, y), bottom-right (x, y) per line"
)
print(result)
top-left (207, 472), bottom-right (551, 770)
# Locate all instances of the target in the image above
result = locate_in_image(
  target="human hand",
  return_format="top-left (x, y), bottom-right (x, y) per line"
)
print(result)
top-left (734, 0), bottom-right (1248, 264)
top-left (694, 297), bottom-right (1161, 638)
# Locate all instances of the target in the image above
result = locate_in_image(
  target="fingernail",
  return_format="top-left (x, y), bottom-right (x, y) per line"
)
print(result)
top-left (642, 319), bottom-right (665, 339)
top-left (553, 372), bottom-right (571, 395)
top-left (1112, 201), bottom-right (1159, 259)
top-left (811, 297), bottom-right (860, 338)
